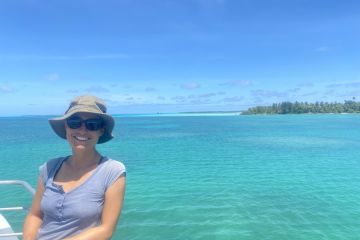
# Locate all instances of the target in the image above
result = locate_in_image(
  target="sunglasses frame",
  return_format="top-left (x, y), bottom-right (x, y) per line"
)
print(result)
top-left (66, 116), bottom-right (104, 131)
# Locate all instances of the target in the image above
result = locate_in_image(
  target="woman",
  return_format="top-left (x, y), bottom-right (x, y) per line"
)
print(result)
top-left (23, 95), bottom-right (126, 240)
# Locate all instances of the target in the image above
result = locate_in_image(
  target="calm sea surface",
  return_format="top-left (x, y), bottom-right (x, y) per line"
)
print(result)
top-left (0, 114), bottom-right (360, 239)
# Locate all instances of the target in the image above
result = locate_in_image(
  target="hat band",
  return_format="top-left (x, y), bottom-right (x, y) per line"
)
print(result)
top-left (65, 104), bottom-right (103, 115)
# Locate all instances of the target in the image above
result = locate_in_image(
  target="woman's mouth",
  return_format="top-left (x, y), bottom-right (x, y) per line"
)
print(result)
top-left (73, 136), bottom-right (90, 142)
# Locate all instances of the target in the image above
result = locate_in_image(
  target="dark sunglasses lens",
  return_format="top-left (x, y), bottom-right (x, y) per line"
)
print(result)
top-left (85, 119), bottom-right (103, 131)
top-left (66, 118), bottom-right (82, 129)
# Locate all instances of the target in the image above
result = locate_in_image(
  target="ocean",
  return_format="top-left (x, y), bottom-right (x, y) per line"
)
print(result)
top-left (0, 114), bottom-right (359, 239)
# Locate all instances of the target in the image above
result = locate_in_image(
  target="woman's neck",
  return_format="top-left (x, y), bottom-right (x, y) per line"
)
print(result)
top-left (69, 149), bottom-right (101, 170)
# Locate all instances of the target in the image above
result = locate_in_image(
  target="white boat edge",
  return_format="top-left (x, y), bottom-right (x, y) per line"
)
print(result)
top-left (0, 214), bottom-right (18, 240)
top-left (0, 180), bottom-right (35, 240)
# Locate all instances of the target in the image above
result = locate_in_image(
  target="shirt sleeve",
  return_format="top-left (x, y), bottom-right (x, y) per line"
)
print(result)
top-left (103, 160), bottom-right (126, 190)
top-left (39, 162), bottom-right (48, 184)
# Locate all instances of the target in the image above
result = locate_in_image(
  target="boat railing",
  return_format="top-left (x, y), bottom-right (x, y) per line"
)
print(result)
top-left (0, 180), bottom-right (35, 239)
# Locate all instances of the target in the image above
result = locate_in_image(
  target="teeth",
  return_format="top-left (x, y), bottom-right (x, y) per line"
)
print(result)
top-left (74, 136), bottom-right (89, 141)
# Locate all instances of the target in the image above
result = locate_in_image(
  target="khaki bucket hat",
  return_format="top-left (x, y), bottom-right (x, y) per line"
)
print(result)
top-left (49, 95), bottom-right (115, 144)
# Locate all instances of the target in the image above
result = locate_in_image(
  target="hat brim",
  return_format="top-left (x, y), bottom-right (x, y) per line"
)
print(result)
top-left (49, 110), bottom-right (115, 144)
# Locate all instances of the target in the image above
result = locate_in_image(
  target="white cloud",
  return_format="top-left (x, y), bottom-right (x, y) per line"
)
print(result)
top-left (336, 90), bottom-right (360, 98)
top-left (67, 89), bottom-right (79, 93)
top-left (219, 80), bottom-right (251, 87)
top-left (107, 93), bottom-right (163, 105)
top-left (288, 88), bottom-right (301, 93)
top-left (198, 93), bottom-right (217, 98)
top-left (251, 90), bottom-right (288, 98)
top-left (172, 95), bottom-right (187, 103)
top-left (301, 92), bottom-right (318, 97)
top-left (0, 85), bottom-right (14, 93)
top-left (327, 81), bottom-right (360, 88)
top-left (297, 82), bottom-right (314, 88)
top-left (85, 54), bottom-right (129, 59)
top-left (85, 86), bottom-right (109, 93)
top-left (180, 82), bottom-right (201, 90)
top-left (251, 88), bottom-right (301, 99)
top-left (314, 46), bottom-right (330, 52)
top-left (188, 93), bottom-right (218, 99)
top-left (223, 96), bottom-right (243, 102)
top-left (145, 87), bottom-right (156, 92)
top-left (46, 73), bottom-right (60, 81)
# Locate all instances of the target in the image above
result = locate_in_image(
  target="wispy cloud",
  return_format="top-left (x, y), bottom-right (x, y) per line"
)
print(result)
top-left (85, 86), bottom-right (110, 93)
top-left (251, 90), bottom-right (288, 98)
top-left (323, 89), bottom-right (335, 96)
top-left (171, 95), bottom-right (187, 103)
top-left (106, 91), bottom-right (224, 106)
top-left (198, 93), bottom-right (217, 98)
top-left (288, 88), bottom-right (301, 93)
top-left (219, 80), bottom-right (251, 87)
top-left (0, 85), bottom-right (14, 93)
top-left (85, 54), bottom-right (129, 59)
top-left (189, 99), bottom-right (212, 104)
top-left (126, 97), bottom-right (135, 101)
top-left (327, 81), bottom-right (360, 88)
top-left (107, 93), bottom-right (170, 105)
top-left (314, 46), bottom-right (330, 52)
top-left (67, 89), bottom-right (79, 93)
top-left (251, 88), bottom-right (301, 99)
top-left (45, 73), bottom-right (60, 81)
top-left (223, 96), bottom-right (243, 102)
top-left (165, 92), bottom-right (225, 105)
top-left (145, 87), bottom-right (156, 92)
top-left (297, 82), bottom-right (314, 88)
top-left (188, 92), bottom-right (220, 100)
top-left (170, 95), bottom-right (212, 105)
top-left (180, 82), bottom-right (201, 90)
top-left (301, 91), bottom-right (318, 97)
top-left (335, 90), bottom-right (360, 98)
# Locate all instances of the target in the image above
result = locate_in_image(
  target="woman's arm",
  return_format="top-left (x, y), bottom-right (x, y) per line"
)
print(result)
top-left (64, 175), bottom-right (126, 240)
top-left (22, 177), bottom-right (44, 240)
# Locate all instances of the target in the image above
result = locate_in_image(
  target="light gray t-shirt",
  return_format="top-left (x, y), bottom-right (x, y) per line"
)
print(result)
top-left (37, 156), bottom-right (126, 240)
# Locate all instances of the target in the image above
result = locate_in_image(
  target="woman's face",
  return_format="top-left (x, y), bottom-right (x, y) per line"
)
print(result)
top-left (65, 112), bottom-right (104, 151)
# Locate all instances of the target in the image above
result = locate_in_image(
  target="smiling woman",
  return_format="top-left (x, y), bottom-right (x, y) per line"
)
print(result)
top-left (22, 95), bottom-right (126, 240)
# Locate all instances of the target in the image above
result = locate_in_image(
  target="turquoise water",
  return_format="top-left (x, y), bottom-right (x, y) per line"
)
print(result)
top-left (1, 114), bottom-right (360, 239)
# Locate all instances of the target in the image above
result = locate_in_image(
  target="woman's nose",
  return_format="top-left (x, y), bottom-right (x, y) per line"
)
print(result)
top-left (77, 122), bottom-right (87, 131)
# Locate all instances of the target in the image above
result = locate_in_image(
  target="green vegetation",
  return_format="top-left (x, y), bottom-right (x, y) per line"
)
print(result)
top-left (242, 100), bottom-right (360, 114)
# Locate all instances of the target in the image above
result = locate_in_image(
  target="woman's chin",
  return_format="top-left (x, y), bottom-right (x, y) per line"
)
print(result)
top-left (71, 143), bottom-right (90, 151)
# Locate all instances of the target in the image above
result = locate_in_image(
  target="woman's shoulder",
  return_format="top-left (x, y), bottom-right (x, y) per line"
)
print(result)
top-left (39, 156), bottom-right (69, 183)
top-left (101, 157), bottom-right (126, 172)
top-left (40, 156), bottom-right (68, 170)
top-left (99, 157), bottom-right (126, 189)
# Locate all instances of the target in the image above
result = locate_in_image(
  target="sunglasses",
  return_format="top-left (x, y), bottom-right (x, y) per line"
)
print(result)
top-left (66, 117), bottom-right (104, 131)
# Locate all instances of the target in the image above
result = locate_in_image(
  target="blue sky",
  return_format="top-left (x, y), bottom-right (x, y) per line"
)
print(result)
top-left (1, 0), bottom-right (360, 115)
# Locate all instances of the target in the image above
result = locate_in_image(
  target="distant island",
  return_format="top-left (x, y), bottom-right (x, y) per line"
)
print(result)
top-left (242, 100), bottom-right (360, 114)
